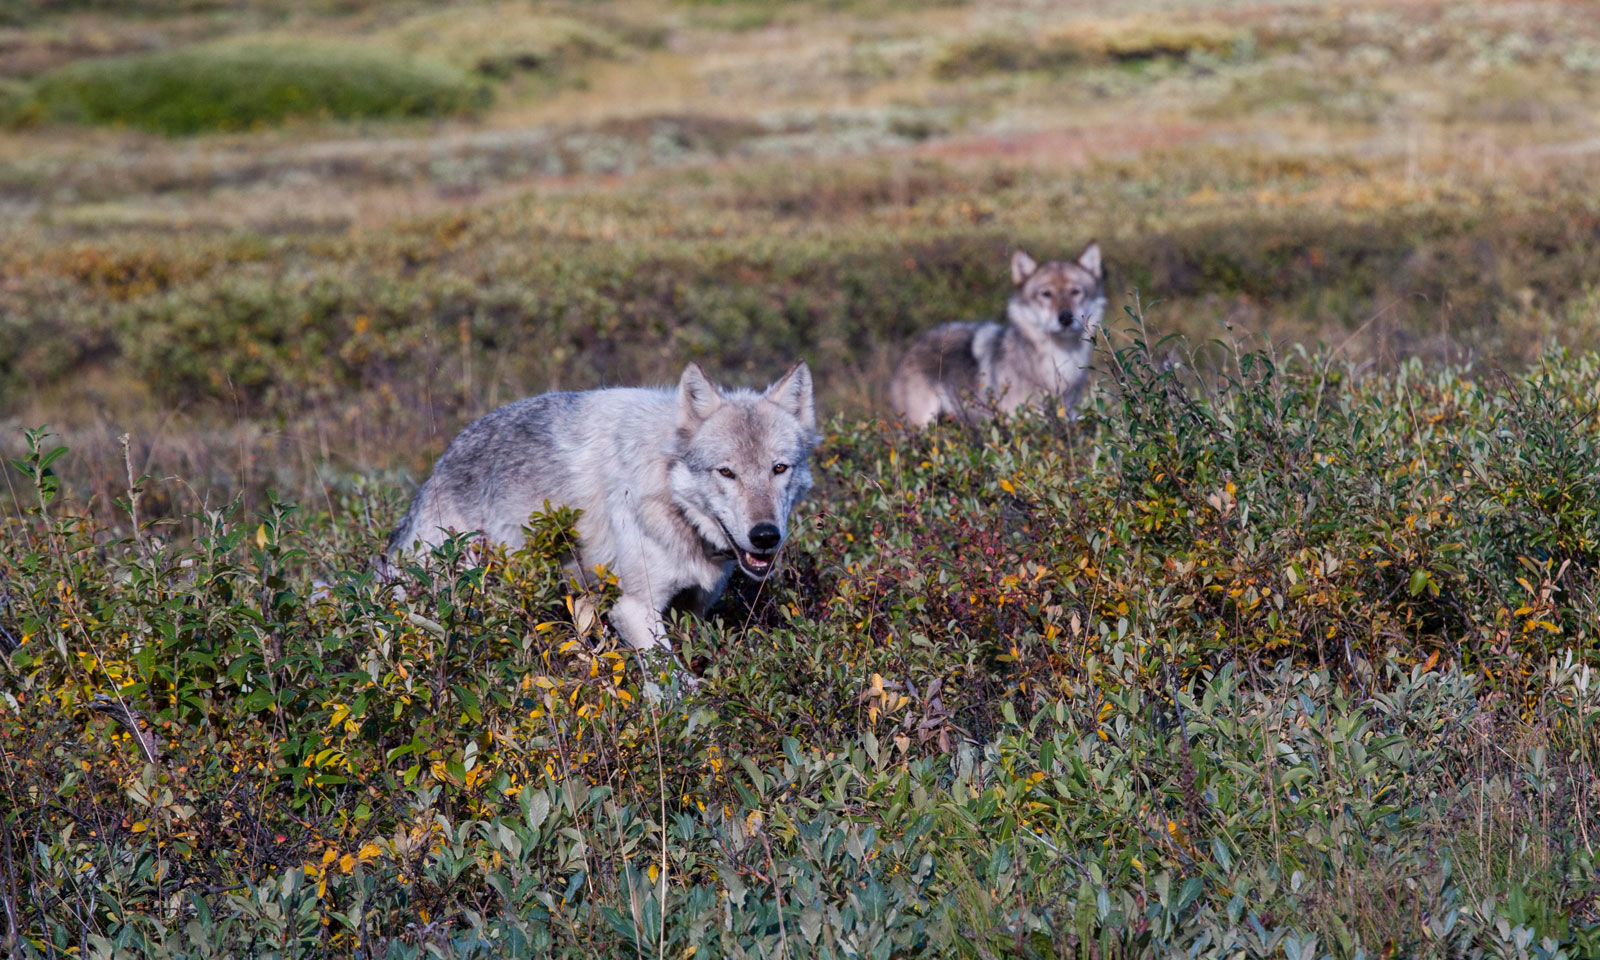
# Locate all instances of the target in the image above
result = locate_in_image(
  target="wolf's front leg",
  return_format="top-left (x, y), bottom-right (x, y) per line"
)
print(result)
top-left (610, 594), bottom-right (669, 650)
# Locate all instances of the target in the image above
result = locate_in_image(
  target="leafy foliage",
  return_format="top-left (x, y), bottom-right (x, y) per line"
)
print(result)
top-left (3, 335), bottom-right (1598, 957)
top-left (20, 41), bottom-right (481, 134)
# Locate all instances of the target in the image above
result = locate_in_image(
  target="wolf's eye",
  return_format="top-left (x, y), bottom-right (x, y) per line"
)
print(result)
top-left (773, 463), bottom-right (789, 475)
top-left (1039, 290), bottom-right (1053, 300)
top-left (1068, 287), bottom-right (1081, 297)
top-left (717, 467), bottom-right (736, 479)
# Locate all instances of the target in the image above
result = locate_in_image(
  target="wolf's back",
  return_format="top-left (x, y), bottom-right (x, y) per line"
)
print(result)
top-left (386, 391), bottom-right (589, 554)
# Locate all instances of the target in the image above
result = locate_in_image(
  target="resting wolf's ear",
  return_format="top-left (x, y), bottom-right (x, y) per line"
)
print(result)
top-left (678, 363), bottom-right (724, 429)
top-left (764, 361), bottom-right (816, 435)
top-left (1077, 241), bottom-right (1103, 279)
top-left (1011, 249), bottom-right (1038, 286)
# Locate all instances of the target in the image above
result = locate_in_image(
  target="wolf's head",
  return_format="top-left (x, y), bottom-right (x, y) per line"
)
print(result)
top-left (670, 362), bottom-right (819, 580)
top-left (1006, 241), bottom-right (1106, 341)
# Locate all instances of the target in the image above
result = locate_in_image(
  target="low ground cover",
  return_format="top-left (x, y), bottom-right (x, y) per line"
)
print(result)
top-left (3, 336), bottom-right (1597, 957)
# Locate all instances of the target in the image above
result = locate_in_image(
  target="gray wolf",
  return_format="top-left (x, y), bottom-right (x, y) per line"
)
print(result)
top-left (890, 242), bottom-right (1105, 426)
top-left (386, 363), bottom-right (819, 651)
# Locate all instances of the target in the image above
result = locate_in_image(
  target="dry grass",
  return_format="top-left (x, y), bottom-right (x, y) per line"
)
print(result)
top-left (2, 0), bottom-right (1599, 510)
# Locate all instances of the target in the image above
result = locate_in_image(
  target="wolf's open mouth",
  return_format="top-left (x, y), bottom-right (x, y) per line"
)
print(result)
top-left (738, 549), bottom-right (778, 577)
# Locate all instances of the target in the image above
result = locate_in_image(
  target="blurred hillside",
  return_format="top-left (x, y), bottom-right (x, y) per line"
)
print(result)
top-left (2, 0), bottom-right (1599, 512)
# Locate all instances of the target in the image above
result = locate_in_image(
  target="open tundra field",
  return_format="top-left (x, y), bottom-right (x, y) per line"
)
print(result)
top-left (3, 0), bottom-right (1600, 956)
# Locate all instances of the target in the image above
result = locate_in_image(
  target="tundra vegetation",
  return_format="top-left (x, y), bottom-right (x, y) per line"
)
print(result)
top-left (2, 0), bottom-right (1599, 957)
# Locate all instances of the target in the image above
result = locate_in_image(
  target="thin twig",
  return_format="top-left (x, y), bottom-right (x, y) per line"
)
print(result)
top-left (119, 433), bottom-right (145, 552)
top-left (88, 694), bottom-right (164, 765)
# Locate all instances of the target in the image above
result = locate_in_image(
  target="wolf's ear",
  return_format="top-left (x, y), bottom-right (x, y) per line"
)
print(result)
top-left (764, 361), bottom-right (816, 434)
top-left (678, 363), bottom-right (723, 430)
top-left (1011, 249), bottom-right (1038, 285)
top-left (1077, 241), bottom-right (1103, 279)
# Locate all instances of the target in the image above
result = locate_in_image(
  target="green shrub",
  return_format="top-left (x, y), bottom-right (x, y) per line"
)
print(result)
top-left (933, 34), bottom-right (1080, 79)
top-left (3, 338), bottom-right (1599, 956)
top-left (26, 40), bottom-right (482, 135)
top-left (378, 6), bottom-right (621, 80)
top-left (934, 17), bottom-right (1243, 78)
top-left (0, 77), bottom-right (33, 125)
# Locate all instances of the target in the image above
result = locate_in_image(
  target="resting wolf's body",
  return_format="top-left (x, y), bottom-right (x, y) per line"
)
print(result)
top-left (387, 363), bottom-right (818, 650)
top-left (891, 242), bottom-right (1106, 426)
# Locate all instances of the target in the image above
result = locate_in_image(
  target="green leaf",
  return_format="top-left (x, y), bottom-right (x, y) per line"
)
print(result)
top-left (239, 687), bottom-right (275, 713)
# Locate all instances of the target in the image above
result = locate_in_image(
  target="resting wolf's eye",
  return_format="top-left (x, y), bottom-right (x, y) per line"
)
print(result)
top-left (717, 467), bottom-right (736, 479)
top-left (1040, 290), bottom-right (1053, 300)
top-left (773, 463), bottom-right (789, 475)
top-left (1068, 287), bottom-right (1081, 297)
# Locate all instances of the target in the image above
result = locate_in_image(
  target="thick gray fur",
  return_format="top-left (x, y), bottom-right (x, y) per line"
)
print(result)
top-left (890, 241), bottom-right (1106, 426)
top-left (387, 363), bottom-right (819, 650)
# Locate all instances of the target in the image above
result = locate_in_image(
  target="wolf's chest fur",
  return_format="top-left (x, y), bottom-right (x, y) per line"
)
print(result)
top-left (974, 321), bottom-right (1094, 407)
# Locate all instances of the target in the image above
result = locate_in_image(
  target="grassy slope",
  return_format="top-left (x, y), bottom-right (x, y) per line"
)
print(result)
top-left (3, 0), bottom-right (1600, 956)
top-left (2, 0), bottom-right (1599, 517)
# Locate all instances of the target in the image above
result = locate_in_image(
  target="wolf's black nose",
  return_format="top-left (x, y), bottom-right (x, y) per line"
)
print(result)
top-left (1058, 310), bottom-right (1075, 324)
top-left (748, 524), bottom-right (781, 551)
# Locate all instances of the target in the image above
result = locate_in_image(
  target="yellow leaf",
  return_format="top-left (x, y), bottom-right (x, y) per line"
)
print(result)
top-left (1420, 651), bottom-right (1439, 673)
top-left (999, 478), bottom-right (1016, 494)
top-left (357, 843), bottom-right (382, 862)
top-left (255, 524), bottom-right (269, 549)
top-left (339, 853), bottom-right (356, 874)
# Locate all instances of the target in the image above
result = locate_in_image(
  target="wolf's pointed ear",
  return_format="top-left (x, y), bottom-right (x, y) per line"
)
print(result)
top-left (1077, 241), bottom-right (1103, 279)
top-left (1011, 249), bottom-right (1038, 285)
top-left (678, 363), bottom-right (723, 430)
top-left (764, 361), bottom-right (816, 434)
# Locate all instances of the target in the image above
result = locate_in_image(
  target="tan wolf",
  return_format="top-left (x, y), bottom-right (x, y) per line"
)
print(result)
top-left (890, 242), bottom-right (1105, 426)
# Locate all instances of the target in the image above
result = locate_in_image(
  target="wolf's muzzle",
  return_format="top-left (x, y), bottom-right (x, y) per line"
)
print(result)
top-left (737, 523), bottom-right (782, 578)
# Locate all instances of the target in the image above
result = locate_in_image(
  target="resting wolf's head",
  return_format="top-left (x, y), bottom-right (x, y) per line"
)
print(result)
top-left (670, 362), bottom-right (820, 580)
top-left (1007, 241), bottom-right (1106, 340)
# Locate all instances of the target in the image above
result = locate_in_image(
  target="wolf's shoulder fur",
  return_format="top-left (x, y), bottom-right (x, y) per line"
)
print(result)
top-left (891, 242), bottom-right (1106, 427)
